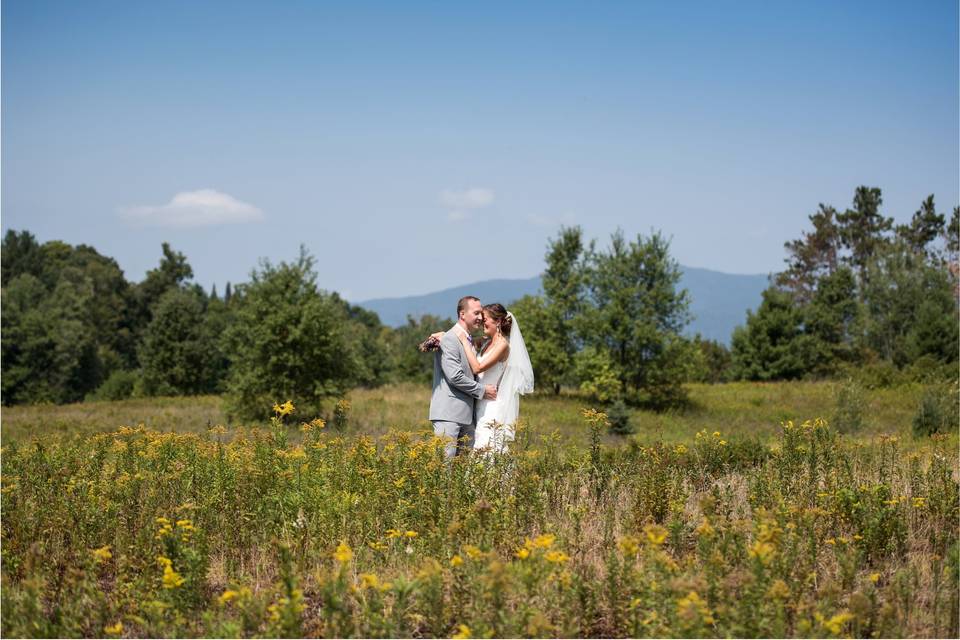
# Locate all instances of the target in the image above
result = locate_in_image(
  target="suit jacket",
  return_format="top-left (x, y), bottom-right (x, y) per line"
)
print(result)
top-left (429, 325), bottom-right (484, 424)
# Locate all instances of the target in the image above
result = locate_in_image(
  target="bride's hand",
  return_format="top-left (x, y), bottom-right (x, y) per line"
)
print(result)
top-left (429, 331), bottom-right (444, 341)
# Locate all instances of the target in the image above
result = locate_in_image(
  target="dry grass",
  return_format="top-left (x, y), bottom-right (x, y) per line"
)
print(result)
top-left (1, 381), bottom-right (943, 450)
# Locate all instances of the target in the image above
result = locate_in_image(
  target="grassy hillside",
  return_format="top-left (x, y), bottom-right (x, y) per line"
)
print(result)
top-left (1, 381), bottom-right (943, 448)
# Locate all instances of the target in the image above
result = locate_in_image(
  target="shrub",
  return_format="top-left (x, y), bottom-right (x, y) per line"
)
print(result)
top-left (574, 346), bottom-right (622, 403)
top-left (222, 249), bottom-right (364, 420)
top-left (912, 383), bottom-right (959, 438)
top-left (606, 398), bottom-right (633, 436)
top-left (832, 378), bottom-right (866, 433)
top-left (86, 369), bottom-right (137, 401)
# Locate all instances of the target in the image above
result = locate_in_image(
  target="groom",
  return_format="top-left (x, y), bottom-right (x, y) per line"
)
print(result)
top-left (429, 295), bottom-right (497, 459)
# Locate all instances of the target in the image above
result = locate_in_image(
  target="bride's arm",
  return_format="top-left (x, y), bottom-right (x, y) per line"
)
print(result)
top-left (458, 333), bottom-right (508, 374)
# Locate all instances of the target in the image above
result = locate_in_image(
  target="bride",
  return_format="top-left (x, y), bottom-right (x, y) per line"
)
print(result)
top-left (439, 303), bottom-right (534, 454)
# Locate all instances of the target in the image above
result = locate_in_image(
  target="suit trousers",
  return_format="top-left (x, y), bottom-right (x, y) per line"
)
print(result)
top-left (432, 420), bottom-right (475, 459)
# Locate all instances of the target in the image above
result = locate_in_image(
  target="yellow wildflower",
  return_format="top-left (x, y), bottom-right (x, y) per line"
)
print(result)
top-left (157, 556), bottom-right (184, 589)
top-left (452, 624), bottom-right (471, 639)
top-left (218, 589), bottom-right (239, 605)
top-left (404, 530), bottom-right (418, 538)
top-left (273, 400), bottom-right (295, 417)
top-left (104, 621), bottom-right (123, 636)
top-left (767, 579), bottom-right (790, 600)
top-left (644, 524), bottom-right (668, 546)
top-left (677, 590), bottom-right (714, 625)
top-left (818, 612), bottom-right (854, 635)
top-left (695, 518), bottom-right (715, 538)
top-left (385, 528), bottom-right (402, 538)
top-left (749, 540), bottom-right (775, 564)
top-left (301, 417), bottom-right (326, 432)
top-left (92, 545), bottom-right (113, 563)
top-left (515, 548), bottom-right (530, 560)
top-left (359, 573), bottom-right (381, 590)
top-left (618, 535), bottom-right (640, 556)
top-left (333, 541), bottom-right (353, 564)
top-left (581, 408), bottom-right (610, 427)
top-left (912, 497), bottom-right (926, 508)
top-left (545, 551), bottom-right (570, 564)
top-left (712, 431), bottom-right (721, 437)
top-left (869, 573), bottom-right (881, 584)
top-left (463, 545), bottom-right (483, 560)
top-left (288, 447), bottom-right (307, 460)
top-left (529, 533), bottom-right (556, 549)
top-left (674, 444), bottom-right (688, 455)
top-left (450, 554), bottom-right (464, 567)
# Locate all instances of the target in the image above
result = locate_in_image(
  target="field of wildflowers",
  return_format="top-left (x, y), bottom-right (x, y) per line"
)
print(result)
top-left (2, 395), bottom-right (957, 638)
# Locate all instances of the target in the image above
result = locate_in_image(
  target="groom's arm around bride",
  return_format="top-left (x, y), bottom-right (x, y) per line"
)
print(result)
top-left (428, 297), bottom-right (496, 459)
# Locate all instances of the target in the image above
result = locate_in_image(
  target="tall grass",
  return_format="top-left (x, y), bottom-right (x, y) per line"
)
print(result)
top-left (0, 381), bottom-right (933, 446)
top-left (2, 403), bottom-right (957, 638)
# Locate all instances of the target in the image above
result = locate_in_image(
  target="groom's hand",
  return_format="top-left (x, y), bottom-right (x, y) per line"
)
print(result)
top-left (483, 385), bottom-right (497, 400)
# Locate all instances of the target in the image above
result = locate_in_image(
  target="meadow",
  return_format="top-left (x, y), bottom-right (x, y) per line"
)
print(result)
top-left (1, 382), bottom-right (957, 638)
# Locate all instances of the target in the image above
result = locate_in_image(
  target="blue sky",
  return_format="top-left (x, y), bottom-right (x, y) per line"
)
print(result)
top-left (3, 0), bottom-right (957, 300)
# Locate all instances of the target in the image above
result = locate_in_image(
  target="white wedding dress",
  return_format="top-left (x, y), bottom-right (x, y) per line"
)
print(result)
top-left (474, 351), bottom-right (513, 453)
top-left (472, 312), bottom-right (535, 455)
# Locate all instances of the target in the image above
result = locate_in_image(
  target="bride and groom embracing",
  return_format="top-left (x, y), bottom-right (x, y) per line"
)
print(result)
top-left (427, 296), bottom-right (534, 459)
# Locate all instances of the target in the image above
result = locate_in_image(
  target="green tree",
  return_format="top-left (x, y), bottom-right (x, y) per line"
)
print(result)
top-left (1, 274), bottom-right (101, 404)
top-left (731, 286), bottom-right (818, 380)
top-left (862, 242), bottom-right (958, 366)
top-left (332, 294), bottom-right (391, 387)
top-left (221, 249), bottom-right (362, 419)
top-left (383, 314), bottom-right (451, 384)
top-left (509, 294), bottom-right (569, 394)
top-left (691, 335), bottom-right (732, 383)
top-left (132, 242), bottom-right (195, 343)
top-left (776, 204), bottom-right (841, 303)
top-left (896, 195), bottom-right (945, 259)
top-left (946, 207), bottom-right (959, 256)
top-left (580, 230), bottom-right (693, 406)
top-left (1, 238), bottom-right (136, 402)
top-left (837, 186), bottom-right (894, 281)
top-left (138, 288), bottom-right (219, 396)
top-left (201, 293), bottom-right (234, 392)
top-left (1, 230), bottom-right (44, 286)
top-left (804, 266), bottom-right (862, 372)
top-left (540, 227), bottom-right (587, 391)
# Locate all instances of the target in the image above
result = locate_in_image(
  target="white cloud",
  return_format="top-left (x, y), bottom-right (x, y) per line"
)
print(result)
top-left (119, 189), bottom-right (263, 227)
top-left (439, 187), bottom-right (494, 210)
top-left (447, 210), bottom-right (470, 222)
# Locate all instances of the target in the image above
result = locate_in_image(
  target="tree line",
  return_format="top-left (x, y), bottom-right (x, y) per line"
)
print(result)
top-left (509, 186), bottom-right (958, 404)
top-left (1, 237), bottom-right (444, 418)
top-left (1, 185), bottom-right (956, 418)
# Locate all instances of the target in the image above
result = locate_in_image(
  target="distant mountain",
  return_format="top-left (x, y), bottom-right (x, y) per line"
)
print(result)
top-left (355, 267), bottom-right (770, 345)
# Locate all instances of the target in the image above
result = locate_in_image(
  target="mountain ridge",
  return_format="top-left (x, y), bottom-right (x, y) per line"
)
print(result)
top-left (354, 266), bottom-right (771, 345)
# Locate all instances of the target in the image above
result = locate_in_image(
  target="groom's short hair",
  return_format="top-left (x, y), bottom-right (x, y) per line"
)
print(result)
top-left (457, 295), bottom-right (480, 316)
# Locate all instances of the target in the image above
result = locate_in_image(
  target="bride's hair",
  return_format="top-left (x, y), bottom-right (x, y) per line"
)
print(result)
top-left (483, 303), bottom-right (512, 337)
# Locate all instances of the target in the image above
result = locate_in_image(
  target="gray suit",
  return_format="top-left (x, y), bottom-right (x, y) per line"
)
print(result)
top-left (429, 326), bottom-right (484, 458)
